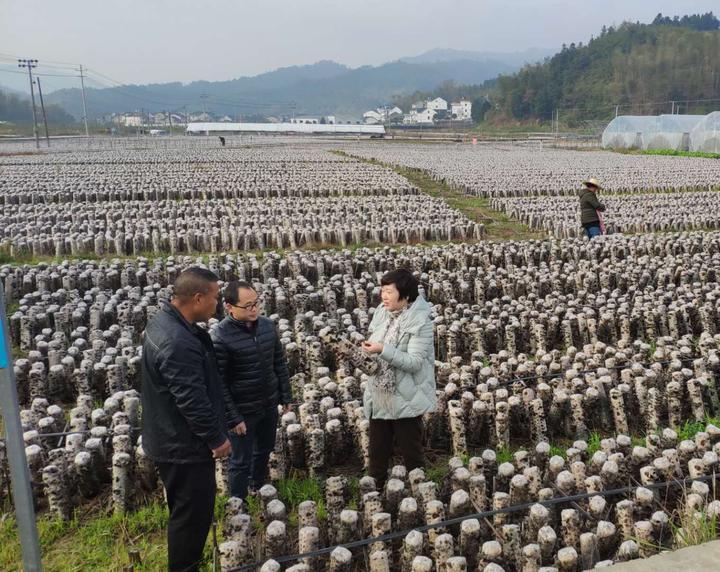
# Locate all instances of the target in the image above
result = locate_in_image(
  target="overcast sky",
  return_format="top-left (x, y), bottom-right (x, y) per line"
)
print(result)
top-left (1, 0), bottom-right (718, 92)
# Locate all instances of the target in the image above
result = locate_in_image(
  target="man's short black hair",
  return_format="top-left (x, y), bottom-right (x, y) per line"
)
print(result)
top-left (173, 267), bottom-right (219, 300)
top-left (223, 280), bottom-right (257, 305)
top-left (380, 269), bottom-right (419, 302)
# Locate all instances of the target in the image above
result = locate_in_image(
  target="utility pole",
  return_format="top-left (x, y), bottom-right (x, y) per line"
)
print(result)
top-left (167, 110), bottom-right (173, 135)
top-left (17, 59), bottom-right (39, 149)
top-left (671, 100), bottom-right (675, 115)
top-left (34, 77), bottom-right (50, 147)
top-left (200, 93), bottom-right (209, 117)
top-left (78, 65), bottom-right (90, 138)
top-left (615, 104), bottom-right (619, 118)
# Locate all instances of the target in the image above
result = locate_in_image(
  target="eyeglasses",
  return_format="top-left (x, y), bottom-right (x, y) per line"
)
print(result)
top-left (228, 299), bottom-right (262, 310)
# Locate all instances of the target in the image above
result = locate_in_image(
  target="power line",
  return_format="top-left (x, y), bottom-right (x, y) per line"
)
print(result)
top-left (0, 67), bottom-right (79, 79)
top-left (0, 52), bottom-right (80, 68)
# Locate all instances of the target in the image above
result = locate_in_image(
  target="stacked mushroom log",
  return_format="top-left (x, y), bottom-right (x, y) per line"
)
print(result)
top-left (221, 422), bottom-right (720, 571)
top-left (492, 191), bottom-right (720, 238)
top-left (0, 143), bottom-right (483, 256)
top-left (3, 232), bottom-right (720, 569)
top-left (338, 142), bottom-right (720, 198)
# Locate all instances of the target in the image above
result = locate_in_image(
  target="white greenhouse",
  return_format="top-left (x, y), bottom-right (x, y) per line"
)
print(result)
top-left (602, 113), bottom-right (716, 152)
top-left (689, 111), bottom-right (720, 153)
top-left (601, 116), bottom-right (657, 149)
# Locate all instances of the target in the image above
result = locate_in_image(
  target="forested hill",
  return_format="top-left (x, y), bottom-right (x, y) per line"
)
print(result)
top-left (0, 88), bottom-right (74, 123)
top-left (493, 13), bottom-right (720, 123)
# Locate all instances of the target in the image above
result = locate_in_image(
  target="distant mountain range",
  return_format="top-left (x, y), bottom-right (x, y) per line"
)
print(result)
top-left (43, 48), bottom-right (554, 120)
top-left (398, 47), bottom-right (555, 66)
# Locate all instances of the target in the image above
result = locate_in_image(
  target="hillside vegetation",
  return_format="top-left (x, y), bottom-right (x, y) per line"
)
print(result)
top-left (493, 14), bottom-right (720, 123)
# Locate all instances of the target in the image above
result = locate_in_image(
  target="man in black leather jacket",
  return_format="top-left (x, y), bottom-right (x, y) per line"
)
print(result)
top-left (211, 280), bottom-right (292, 499)
top-left (141, 267), bottom-right (230, 572)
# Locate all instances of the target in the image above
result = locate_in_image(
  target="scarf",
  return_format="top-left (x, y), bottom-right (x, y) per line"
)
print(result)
top-left (369, 308), bottom-right (406, 415)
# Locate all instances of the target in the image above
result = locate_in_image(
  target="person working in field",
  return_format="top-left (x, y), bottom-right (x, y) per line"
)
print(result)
top-left (578, 178), bottom-right (606, 238)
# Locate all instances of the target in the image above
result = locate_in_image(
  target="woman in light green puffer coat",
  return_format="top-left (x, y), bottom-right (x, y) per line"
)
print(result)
top-left (361, 269), bottom-right (436, 488)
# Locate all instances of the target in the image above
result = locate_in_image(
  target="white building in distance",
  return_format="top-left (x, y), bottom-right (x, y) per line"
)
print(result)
top-left (363, 110), bottom-right (383, 124)
top-left (114, 114), bottom-right (143, 127)
top-left (290, 117), bottom-right (319, 124)
top-left (363, 106), bottom-right (403, 124)
top-left (451, 100), bottom-right (472, 121)
top-left (408, 107), bottom-right (437, 124)
top-left (426, 97), bottom-right (448, 112)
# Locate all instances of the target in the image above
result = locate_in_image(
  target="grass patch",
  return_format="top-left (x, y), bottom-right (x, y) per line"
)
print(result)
top-left (642, 149), bottom-right (720, 159)
top-left (0, 495), bottom-right (234, 571)
top-left (586, 432), bottom-right (603, 457)
top-left (670, 508), bottom-right (719, 549)
top-left (607, 147), bottom-right (720, 160)
top-left (495, 447), bottom-right (514, 464)
top-left (9, 345), bottom-right (28, 360)
top-left (331, 150), bottom-right (546, 242)
top-left (425, 463), bottom-right (449, 486)
top-left (0, 498), bottom-right (179, 571)
top-left (676, 417), bottom-right (720, 441)
top-left (274, 474), bottom-right (327, 527)
top-left (548, 444), bottom-right (568, 460)
top-left (244, 493), bottom-right (265, 528)
top-left (5, 302), bottom-right (20, 315)
top-left (678, 419), bottom-right (709, 442)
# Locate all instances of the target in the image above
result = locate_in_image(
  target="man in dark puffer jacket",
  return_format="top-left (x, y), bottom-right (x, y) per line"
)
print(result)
top-left (142, 267), bottom-right (231, 572)
top-left (211, 280), bottom-right (292, 499)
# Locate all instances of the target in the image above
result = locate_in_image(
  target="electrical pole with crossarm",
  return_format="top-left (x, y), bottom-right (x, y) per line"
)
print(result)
top-left (17, 59), bottom-right (40, 149)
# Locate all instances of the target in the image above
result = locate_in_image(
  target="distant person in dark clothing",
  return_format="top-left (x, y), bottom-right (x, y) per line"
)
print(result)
top-left (141, 267), bottom-right (230, 572)
top-left (219, 136), bottom-right (226, 147)
top-left (579, 178), bottom-right (606, 238)
top-left (212, 281), bottom-right (293, 500)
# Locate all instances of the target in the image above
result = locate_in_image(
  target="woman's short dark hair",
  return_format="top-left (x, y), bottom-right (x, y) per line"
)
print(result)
top-left (223, 280), bottom-right (256, 305)
top-left (380, 269), bottom-right (419, 302)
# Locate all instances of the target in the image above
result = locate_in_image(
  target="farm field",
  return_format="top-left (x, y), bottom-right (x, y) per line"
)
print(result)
top-left (2, 136), bottom-right (720, 571)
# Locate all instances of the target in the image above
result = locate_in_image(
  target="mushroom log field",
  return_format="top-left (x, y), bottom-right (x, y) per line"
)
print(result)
top-left (2, 136), bottom-right (720, 571)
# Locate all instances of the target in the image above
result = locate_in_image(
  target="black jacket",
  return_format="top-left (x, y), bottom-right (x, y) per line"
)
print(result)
top-left (578, 188), bottom-right (606, 225)
top-left (211, 316), bottom-right (292, 428)
top-left (141, 302), bottom-right (227, 464)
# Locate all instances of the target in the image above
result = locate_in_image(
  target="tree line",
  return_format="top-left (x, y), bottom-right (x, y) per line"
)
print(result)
top-left (0, 89), bottom-right (74, 124)
top-left (492, 14), bottom-right (720, 124)
top-left (651, 12), bottom-right (719, 31)
top-left (390, 13), bottom-right (720, 126)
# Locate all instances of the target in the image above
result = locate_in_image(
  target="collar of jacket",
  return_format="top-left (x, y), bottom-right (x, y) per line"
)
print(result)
top-left (375, 296), bottom-right (432, 331)
top-left (227, 314), bottom-right (260, 333)
top-left (161, 300), bottom-right (200, 334)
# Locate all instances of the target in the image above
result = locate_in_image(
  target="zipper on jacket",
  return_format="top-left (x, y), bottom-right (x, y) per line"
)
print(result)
top-left (254, 334), bottom-right (274, 408)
